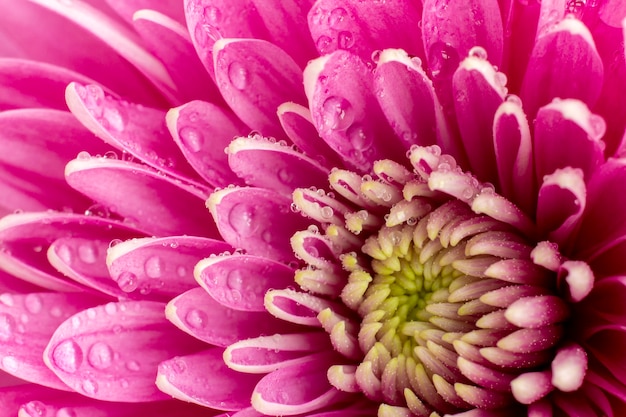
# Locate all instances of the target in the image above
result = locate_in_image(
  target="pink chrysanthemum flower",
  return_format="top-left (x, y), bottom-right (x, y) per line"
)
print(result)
top-left (1, 0), bottom-right (626, 416)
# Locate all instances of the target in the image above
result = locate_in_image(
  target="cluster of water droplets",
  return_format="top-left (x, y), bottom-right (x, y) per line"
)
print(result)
top-left (311, 6), bottom-right (354, 55)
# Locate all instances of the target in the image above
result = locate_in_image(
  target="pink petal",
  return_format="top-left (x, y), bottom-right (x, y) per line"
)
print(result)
top-left (551, 343), bottom-right (587, 392)
top-left (195, 254), bottom-right (296, 312)
top-left (65, 156), bottom-right (217, 237)
top-left (2, 0), bottom-right (173, 106)
top-left (0, 108), bottom-right (113, 214)
top-left (308, 0), bottom-right (423, 62)
top-left (533, 99), bottom-right (605, 183)
top-left (265, 289), bottom-right (346, 326)
top-left (106, 236), bottom-right (232, 300)
top-left (520, 17), bottom-right (604, 119)
top-left (166, 287), bottom-right (294, 347)
top-left (374, 49), bottom-right (441, 149)
top-left (304, 51), bottom-right (404, 173)
top-left (44, 301), bottom-right (204, 402)
top-left (452, 54), bottom-right (506, 186)
top-left (224, 333), bottom-right (332, 373)
top-left (0, 269), bottom-right (43, 294)
top-left (227, 136), bottom-right (330, 197)
top-left (157, 347), bottom-right (262, 410)
top-left (0, 58), bottom-right (100, 111)
top-left (277, 102), bottom-right (345, 169)
top-left (422, 0), bottom-right (504, 77)
top-left (132, 10), bottom-right (223, 105)
top-left (47, 237), bottom-right (126, 299)
top-left (65, 82), bottom-right (205, 185)
top-left (505, 295), bottom-right (570, 328)
top-left (0, 385), bottom-right (78, 417)
top-left (213, 39), bottom-right (305, 141)
top-left (511, 370), bottom-right (553, 404)
top-left (0, 212), bottom-right (144, 292)
top-left (166, 100), bottom-right (246, 188)
top-left (104, 0), bottom-right (186, 26)
top-left (492, 97), bottom-right (535, 215)
top-left (252, 352), bottom-right (349, 415)
top-left (0, 292), bottom-right (102, 390)
top-left (207, 187), bottom-right (311, 263)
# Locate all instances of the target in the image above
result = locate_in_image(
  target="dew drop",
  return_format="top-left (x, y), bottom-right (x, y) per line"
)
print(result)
top-left (52, 340), bottom-right (83, 373)
top-left (84, 85), bottom-right (105, 117)
top-left (203, 5), bottom-right (222, 23)
top-left (78, 243), bottom-right (97, 264)
top-left (87, 342), bottom-right (113, 370)
top-left (102, 105), bottom-right (127, 133)
top-left (0, 313), bottom-right (16, 341)
top-left (116, 272), bottom-right (138, 293)
top-left (320, 206), bottom-right (334, 219)
top-left (329, 7), bottom-right (347, 26)
top-left (2, 355), bottom-right (18, 372)
top-left (144, 255), bottom-right (164, 279)
top-left (228, 203), bottom-right (257, 237)
top-left (227, 269), bottom-right (244, 290)
top-left (322, 96), bottom-right (354, 130)
top-left (20, 401), bottom-right (45, 417)
top-left (82, 378), bottom-right (98, 395)
top-left (56, 408), bottom-right (78, 417)
top-left (468, 46), bottom-right (488, 60)
top-left (176, 265), bottom-right (187, 277)
top-left (25, 294), bottom-right (43, 314)
top-left (50, 306), bottom-right (63, 318)
top-left (262, 230), bottom-right (273, 243)
top-left (194, 23), bottom-right (209, 47)
top-left (185, 309), bottom-right (208, 329)
top-left (76, 151), bottom-right (91, 160)
top-left (228, 62), bottom-right (249, 90)
top-left (103, 150), bottom-right (118, 159)
top-left (171, 358), bottom-right (187, 373)
top-left (126, 360), bottom-right (141, 371)
top-left (428, 42), bottom-right (460, 78)
top-left (179, 126), bottom-right (204, 153)
top-left (371, 49), bottom-right (382, 63)
top-left (505, 94), bottom-right (523, 107)
top-left (337, 31), bottom-right (354, 49)
top-left (277, 168), bottom-right (293, 185)
top-left (120, 378), bottom-right (129, 388)
top-left (104, 303), bottom-right (117, 315)
top-left (347, 124), bottom-right (373, 150)
top-left (588, 114), bottom-right (606, 140)
top-left (316, 35), bottom-right (332, 54)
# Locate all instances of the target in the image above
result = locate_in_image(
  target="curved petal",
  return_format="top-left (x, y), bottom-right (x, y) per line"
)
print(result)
top-left (104, 0), bottom-right (186, 25)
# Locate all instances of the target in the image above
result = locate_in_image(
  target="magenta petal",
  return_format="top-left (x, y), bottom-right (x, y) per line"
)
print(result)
top-left (0, 212), bottom-right (144, 292)
top-left (304, 51), bottom-right (404, 173)
top-left (207, 187), bottom-right (311, 263)
top-left (536, 168), bottom-right (586, 246)
top-left (505, 296), bottom-right (570, 329)
top-left (133, 10), bottom-right (223, 105)
top-left (107, 236), bottom-right (232, 300)
top-left (308, 0), bottom-right (423, 62)
top-left (0, 59), bottom-right (100, 111)
top-left (0, 1), bottom-right (170, 106)
top-left (520, 17), bottom-right (604, 119)
top-left (166, 287), bottom-right (293, 346)
top-left (167, 100), bottom-right (246, 187)
top-left (227, 136), bottom-right (330, 197)
top-left (374, 49), bottom-right (439, 149)
top-left (44, 301), bottom-right (203, 402)
top-left (157, 348), bottom-right (262, 410)
top-left (452, 55), bottom-right (506, 186)
top-left (213, 38), bottom-right (305, 141)
top-left (584, 276), bottom-right (626, 324)
top-left (422, 0), bottom-right (504, 76)
top-left (265, 289), bottom-right (347, 326)
top-left (533, 99), bottom-right (605, 183)
top-left (65, 82), bottom-right (205, 184)
top-left (195, 254), bottom-right (295, 312)
top-left (252, 352), bottom-right (349, 415)
top-left (0, 108), bottom-right (112, 214)
top-left (225, 333), bottom-right (332, 373)
top-left (65, 156), bottom-right (216, 237)
top-left (48, 237), bottom-right (125, 299)
top-left (277, 102), bottom-right (344, 169)
top-left (492, 98), bottom-right (535, 215)
top-left (0, 385), bottom-right (77, 417)
top-left (105, 0), bottom-right (186, 26)
top-left (0, 292), bottom-right (101, 390)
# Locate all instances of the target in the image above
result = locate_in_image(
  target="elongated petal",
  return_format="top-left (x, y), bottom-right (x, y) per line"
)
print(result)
top-left (213, 39), bottom-right (305, 141)
top-left (44, 301), bottom-right (204, 402)
top-left (65, 156), bottom-right (216, 237)
top-left (520, 17), bottom-right (603, 118)
top-left (0, 212), bottom-right (143, 292)
top-left (166, 287), bottom-right (293, 346)
top-left (166, 100), bottom-right (246, 187)
top-left (207, 187), bottom-right (310, 262)
top-left (105, 0), bottom-right (186, 26)
top-left (195, 254), bottom-right (295, 312)
top-left (227, 136), bottom-right (329, 197)
top-left (308, 0), bottom-right (423, 62)
top-left (65, 82), bottom-right (204, 184)
top-left (132, 10), bottom-right (223, 105)
top-left (157, 348), bottom-right (262, 410)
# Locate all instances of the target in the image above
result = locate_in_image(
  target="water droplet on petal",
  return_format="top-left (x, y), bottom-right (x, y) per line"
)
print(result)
top-left (505, 94), bottom-right (523, 107)
top-left (277, 168), bottom-right (294, 185)
top-left (0, 313), bottom-right (16, 341)
top-left (204, 5), bottom-right (222, 23)
top-left (468, 46), bottom-right (488, 60)
top-left (428, 42), bottom-right (460, 78)
top-left (322, 96), bottom-right (354, 130)
top-left (227, 270), bottom-right (244, 290)
top-left (145, 255), bottom-right (164, 279)
top-left (329, 7), bottom-right (347, 26)
top-left (126, 360), bottom-right (141, 371)
top-left (185, 309), bottom-right (208, 329)
top-left (76, 151), bottom-right (91, 160)
top-left (78, 244), bottom-right (97, 264)
top-left (347, 124), bottom-right (373, 150)
top-left (116, 272), bottom-right (138, 293)
top-left (56, 408), bottom-right (78, 417)
top-left (0, 294), bottom-right (13, 307)
top-left (228, 203), bottom-right (258, 237)
top-left (2, 356), bottom-right (18, 372)
top-left (52, 340), bottom-right (83, 373)
top-left (176, 266), bottom-right (187, 277)
top-left (20, 401), bottom-right (45, 417)
top-left (228, 62), bottom-right (249, 90)
top-left (179, 126), bottom-right (204, 153)
top-left (337, 31), bottom-right (354, 49)
top-left (82, 378), bottom-right (98, 395)
top-left (588, 114), bottom-right (606, 140)
top-left (87, 342), bottom-right (113, 370)
top-left (102, 106), bottom-right (127, 133)
top-left (25, 294), bottom-right (43, 314)
top-left (316, 35), bottom-right (332, 54)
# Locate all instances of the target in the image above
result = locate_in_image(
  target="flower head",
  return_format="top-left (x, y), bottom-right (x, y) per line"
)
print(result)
top-left (1, 0), bottom-right (626, 416)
